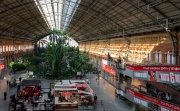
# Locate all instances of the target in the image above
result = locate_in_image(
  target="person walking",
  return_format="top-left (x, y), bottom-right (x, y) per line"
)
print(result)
top-left (4, 91), bottom-right (7, 101)
top-left (94, 94), bottom-right (97, 104)
top-left (7, 80), bottom-right (9, 86)
top-left (19, 77), bottom-right (22, 82)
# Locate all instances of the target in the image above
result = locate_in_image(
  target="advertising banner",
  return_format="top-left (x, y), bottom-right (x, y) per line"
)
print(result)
top-left (127, 89), bottom-right (180, 111)
top-left (102, 59), bottom-right (116, 75)
top-left (126, 65), bottom-right (180, 72)
top-left (156, 72), bottom-right (180, 84)
top-left (0, 64), bottom-right (5, 70)
top-left (133, 71), bottom-right (149, 80)
top-left (102, 64), bottom-right (116, 75)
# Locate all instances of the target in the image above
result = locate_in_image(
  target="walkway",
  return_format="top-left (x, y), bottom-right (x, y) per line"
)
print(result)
top-left (0, 71), bottom-right (29, 111)
top-left (0, 72), bottom-right (147, 111)
top-left (87, 73), bottom-right (147, 111)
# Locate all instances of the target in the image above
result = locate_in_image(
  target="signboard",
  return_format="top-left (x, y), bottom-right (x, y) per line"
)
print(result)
top-left (161, 107), bottom-right (170, 111)
top-left (134, 97), bottom-right (148, 107)
top-left (133, 71), bottom-right (148, 79)
top-left (156, 72), bottom-right (180, 84)
top-left (128, 89), bottom-right (180, 111)
top-left (102, 64), bottom-right (116, 75)
top-left (102, 59), bottom-right (108, 65)
top-left (0, 64), bottom-right (5, 70)
top-left (126, 65), bottom-right (180, 72)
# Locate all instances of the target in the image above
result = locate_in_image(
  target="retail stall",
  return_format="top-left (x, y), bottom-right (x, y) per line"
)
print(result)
top-left (52, 80), bottom-right (94, 111)
top-left (17, 80), bottom-right (41, 98)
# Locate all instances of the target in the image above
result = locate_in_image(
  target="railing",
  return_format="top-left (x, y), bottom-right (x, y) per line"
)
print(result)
top-left (125, 86), bottom-right (180, 111)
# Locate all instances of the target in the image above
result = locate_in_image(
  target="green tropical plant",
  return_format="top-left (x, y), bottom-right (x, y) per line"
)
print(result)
top-left (22, 29), bottom-right (89, 79)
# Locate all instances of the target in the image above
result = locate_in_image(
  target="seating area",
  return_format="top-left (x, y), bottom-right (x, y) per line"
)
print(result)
top-left (9, 80), bottom-right (54, 111)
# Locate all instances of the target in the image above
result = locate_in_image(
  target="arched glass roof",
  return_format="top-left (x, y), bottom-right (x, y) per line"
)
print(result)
top-left (0, 0), bottom-right (180, 41)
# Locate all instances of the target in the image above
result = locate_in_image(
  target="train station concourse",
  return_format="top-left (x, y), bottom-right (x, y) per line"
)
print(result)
top-left (0, 0), bottom-right (180, 111)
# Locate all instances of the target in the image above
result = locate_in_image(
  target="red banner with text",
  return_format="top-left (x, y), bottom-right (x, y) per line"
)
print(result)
top-left (126, 65), bottom-right (180, 72)
top-left (0, 64), bottom-right (5, 70)
top-left (128, 89), bottom-right (180, 111)
top-left (102, 64), bottom-right (116, 75)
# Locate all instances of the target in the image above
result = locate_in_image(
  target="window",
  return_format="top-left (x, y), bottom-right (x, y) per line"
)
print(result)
top-left (0, 46), bottom-right (2, 53)
top-left (172, 53), bottom-right (176, 65)
top-left (158, 51), bottom-right (162, 63)
top-left (155, 51), bottom-right (158, 63)
top-left (166, 51), bottom-right (171, 64)
top-left (146, 52), bottom-right (151, 61)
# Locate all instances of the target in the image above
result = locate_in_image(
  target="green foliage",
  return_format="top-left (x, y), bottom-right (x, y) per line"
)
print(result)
top-left (22, 29), bottom-right (90, 79)
top-left (12, 63), bottom-right (26, 71)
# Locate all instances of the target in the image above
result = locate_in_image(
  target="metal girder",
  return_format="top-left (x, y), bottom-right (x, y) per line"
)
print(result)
top-left (0, 17), bottom-right (41, 36)
top-left (0, 32), bottom-right (34, 41)
top-left (68, 1), bottom-right (125, 34)
top-left (62, 14), bottom-right (104, 36)
top-left (61, 0), bottom-right (72, 30)
top-left (51, 0), bottom-right (57, 28)
top-left (35, 0), bottom-right (51, 29)
top-left (67, 0), bottom-right (98, 32)
top-left (35, 33), bottom-right (51, 41)
top-left (16, 0), bottom-right (48, 33)
top-left (125, 0), bottom-right (179, 64)
top-left (0, 1), bottom-right (34, 20)
top-left (167, 0), bottom-right (180, 11)
top-left (107, 0), bottom-right (142, 28)
top-left (141, 0), bottom-right (168, 18)
top-left (63, 0), bottom-right (81, 30)
top-left (68, 15), bottom-right (112, 38)
top-left (69, 8), bottom-right (122, 37)
top-left (124, 0), bottom-right (169, 30)
top-left (1, 2), bottom-right (44, 35)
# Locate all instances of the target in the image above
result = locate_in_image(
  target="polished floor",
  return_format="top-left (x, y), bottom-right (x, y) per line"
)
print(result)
top-left (0, 72), bottom-right (147, 111)
top-left (87, 73), bottom-right (147, 111)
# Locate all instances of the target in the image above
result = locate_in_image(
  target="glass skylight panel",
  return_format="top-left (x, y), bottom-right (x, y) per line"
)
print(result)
top-left (34, 0), bottom-right (80, 31)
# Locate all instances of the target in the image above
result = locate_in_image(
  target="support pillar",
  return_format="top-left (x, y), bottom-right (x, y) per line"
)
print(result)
top-left (167, 28), bottom-right (179, 65)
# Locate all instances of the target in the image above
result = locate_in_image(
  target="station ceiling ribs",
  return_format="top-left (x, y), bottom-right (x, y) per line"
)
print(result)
top-left (0, 0), bottom-right (49, 40)
top-left (67, 0), bottom-right (180, 42)
top-left (0, 0), bottom-right (180, 42)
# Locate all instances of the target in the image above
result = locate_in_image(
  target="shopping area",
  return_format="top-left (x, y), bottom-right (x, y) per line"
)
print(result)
top-left (85, 53), bottom-right (180, 111)
top-left (78, 33), bottom-right (180, 111)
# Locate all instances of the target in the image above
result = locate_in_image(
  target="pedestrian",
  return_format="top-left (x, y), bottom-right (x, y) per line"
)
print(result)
top-left (94, 94), bottom-right (97, 104)
top-left (101, 99), bottom-right (103, 106)
top-left (19, 77), bottom-right (22, 82)
top-left (13, 79), bottom-right (16, 83)
top-left (166, 92), bottom-right (172, 101)
top-left (7, 80), bottom-right (9, 87)
top-left (4, 92), bottom-right (7, 101)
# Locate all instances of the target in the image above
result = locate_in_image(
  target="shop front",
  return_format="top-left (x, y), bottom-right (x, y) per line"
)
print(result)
top-left (101, 59), bottom-right (117, 87)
